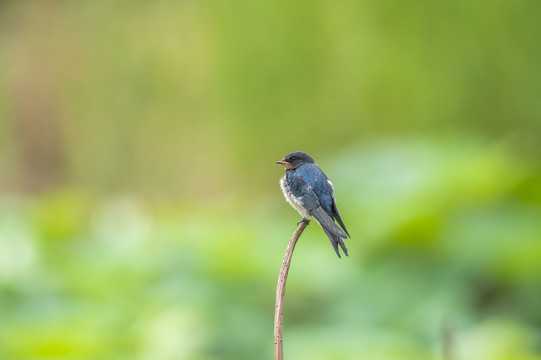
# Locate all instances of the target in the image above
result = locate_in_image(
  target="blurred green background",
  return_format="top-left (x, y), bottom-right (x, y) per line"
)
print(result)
top-left (1, 1), bottom-right (541, 359)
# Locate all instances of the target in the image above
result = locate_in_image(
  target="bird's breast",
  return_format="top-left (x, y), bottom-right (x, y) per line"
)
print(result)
top-left (280, 176), bottom-right (312, 219)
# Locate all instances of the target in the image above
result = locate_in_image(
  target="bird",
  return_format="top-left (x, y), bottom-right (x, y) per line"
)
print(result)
top-left (276, 151), bottom-right (350, 258)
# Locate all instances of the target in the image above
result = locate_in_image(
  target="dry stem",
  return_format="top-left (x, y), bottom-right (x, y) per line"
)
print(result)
top-left (274, 220), bottom-right (308, 360)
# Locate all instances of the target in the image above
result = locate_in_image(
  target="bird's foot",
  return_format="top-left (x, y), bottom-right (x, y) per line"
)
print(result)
top-left (297, 218), bottom-right (310, 226)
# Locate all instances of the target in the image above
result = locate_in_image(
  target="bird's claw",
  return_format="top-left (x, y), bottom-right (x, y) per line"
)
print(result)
top-left (297, 218), bottom-right (310, 226)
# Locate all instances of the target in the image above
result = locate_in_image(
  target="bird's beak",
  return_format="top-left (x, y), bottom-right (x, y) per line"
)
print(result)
top-left (276, 160), bottom-right (284, 164)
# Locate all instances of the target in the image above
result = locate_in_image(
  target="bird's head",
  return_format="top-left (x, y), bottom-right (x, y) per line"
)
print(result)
top-left (276, 151), bottom-right (315, 170)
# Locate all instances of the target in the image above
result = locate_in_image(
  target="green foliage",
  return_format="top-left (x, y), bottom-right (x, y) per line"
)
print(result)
top-left (1, 138), bottom-right (541, 359)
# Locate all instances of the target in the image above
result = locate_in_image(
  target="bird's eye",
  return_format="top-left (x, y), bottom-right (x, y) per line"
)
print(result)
top-left (290, 156), bottom-right (296, 161)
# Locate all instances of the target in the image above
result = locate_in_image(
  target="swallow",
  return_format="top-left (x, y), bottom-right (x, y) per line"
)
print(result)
top-left (276, 151), bottom-right (350, 258)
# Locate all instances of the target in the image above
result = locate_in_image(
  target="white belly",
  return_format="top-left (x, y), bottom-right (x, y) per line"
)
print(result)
top-left (280, 176), bottom-right (312, 219)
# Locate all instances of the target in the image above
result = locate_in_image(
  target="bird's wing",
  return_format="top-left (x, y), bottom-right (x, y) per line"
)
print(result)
top-left (288, 172), bottom-right (348, 239)
top-left (311, 206), bottom-right (348, 239)
top-left (286, 171), bottom-right (320, 210)
top-left (331, 197), bottom-right (350, 238)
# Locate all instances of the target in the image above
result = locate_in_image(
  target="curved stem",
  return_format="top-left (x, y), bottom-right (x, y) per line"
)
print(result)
top-left (274, 220), bottom-right (308, 360)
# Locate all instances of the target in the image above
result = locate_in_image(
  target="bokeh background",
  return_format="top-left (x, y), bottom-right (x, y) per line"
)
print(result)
top-left (1, 1), bottom-right (541, 359)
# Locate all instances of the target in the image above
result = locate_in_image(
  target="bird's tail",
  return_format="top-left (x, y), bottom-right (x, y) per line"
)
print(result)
top-left (321, 224), bottom-right (349, 258)
top-left (310, 206), bottom-right (349, 258)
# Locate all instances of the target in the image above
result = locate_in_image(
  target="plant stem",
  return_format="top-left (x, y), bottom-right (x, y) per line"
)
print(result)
top-left (274, 220), bottom-right (308, 360)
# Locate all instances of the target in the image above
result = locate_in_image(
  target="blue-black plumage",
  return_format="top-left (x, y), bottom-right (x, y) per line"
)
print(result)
top-left (276, 151), bottom-right (350, 258)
